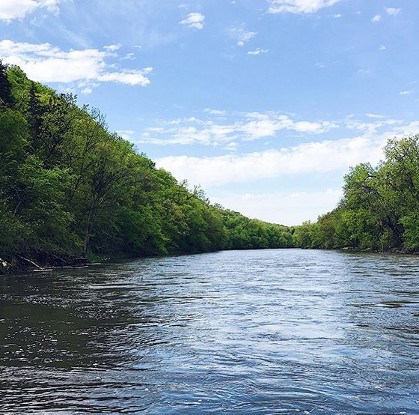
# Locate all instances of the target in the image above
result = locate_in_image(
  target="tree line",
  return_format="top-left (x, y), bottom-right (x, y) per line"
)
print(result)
top-left (0, 62), bottom-right (293, 269)
top-left (1, 61), bottom-right (417, 270)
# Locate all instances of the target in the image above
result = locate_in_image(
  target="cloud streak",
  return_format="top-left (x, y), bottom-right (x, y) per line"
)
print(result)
top-left (248, 48), bottom-right (268, 56)
top-left (139, 111), bottom-right (338, 146)
top-left (267, 0), bottom-right (340, 14)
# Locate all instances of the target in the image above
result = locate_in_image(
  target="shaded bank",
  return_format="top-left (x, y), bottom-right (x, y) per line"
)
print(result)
top-left (0, 252), bottom-right (90, 274)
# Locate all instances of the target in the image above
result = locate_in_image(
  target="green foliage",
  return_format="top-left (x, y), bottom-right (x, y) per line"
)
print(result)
top-left (3, 64), bottom-right (419, 262)
top-left (0, 109), bottom-right (29, 173)
top-left (221, 209), bottom-right (293, 250)
top-left (0, 60), bottom-right (13, 108)
top-left (0, 201), bottom-right (27, 257)
top-left (0, 66), bottom-right (295, 264)
top-left (295, 135), bottom-right (419, 252)
top-left (401, 213), bottom-right (419, 249)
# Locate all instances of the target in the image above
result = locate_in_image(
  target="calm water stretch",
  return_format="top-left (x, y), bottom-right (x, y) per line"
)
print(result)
top-left (0, 249), bottom-right (418, 414)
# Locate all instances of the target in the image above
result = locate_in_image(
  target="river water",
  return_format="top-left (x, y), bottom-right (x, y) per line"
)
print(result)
top-left (0, 249), bottom-right (418, 414)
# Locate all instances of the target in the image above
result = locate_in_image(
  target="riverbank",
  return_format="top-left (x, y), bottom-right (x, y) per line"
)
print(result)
top-left (0, 252), bottom-right (91, 275)
top-left (2, 245), bottom-right (418, 276)
top-left (339, 246), bottom-right (419, 255)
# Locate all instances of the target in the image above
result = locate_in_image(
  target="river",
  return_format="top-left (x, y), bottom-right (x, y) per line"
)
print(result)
top-left (1, 249), bottom-right (418, 414)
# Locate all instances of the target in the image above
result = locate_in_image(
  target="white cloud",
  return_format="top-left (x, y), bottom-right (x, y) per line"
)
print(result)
top-left (333, 13), bottom-right (342, 18)
top-left (215, 189), bottom-right (343, 225)
top-left (235, 30), bottom-right (257, 47)
top-left (267, 0), bottom-right (340, 14)
top-left (139, 112), bottom-right (338, 146)
top-left (180, 12), bottom-right (205, 30)
top-left (98, 70), bottom-right (151, 86)
top-left (0, 40), bottom-right (152, 88)
top-left (379, 44), bottom-right (386, 51)
top-left (80, 87), bottom-right (93, 95)
top-left (204, 108), bottom-right (227, 116)
top-left (345, 117), bottom-right (402, 134)
top-left (155, 133), bottom-right (387, 188)
top-left (366, 113), bottom-right (385, 119)
top-left (104, 44), bottom-right (121, 52)
top-left (247, 48), bottom-right (268, 56)
top-left (371, 15), bottom-right (382, 23)
top-left (0, 0), bottom-right (61, 21)
top-left (392, 121), bottom-right (419, 136)
top-left (400, 90), bottom-right (412, 96)
top-left (155, 118), bottom-right (419, 192)
top-left (121, 52), bottom-right (135, 61)
top-left (150, 114), bottom-right (419, 224)
top-left (385, 7), bottom-right (400, 16)
top-left (229, 25), bottom-right (257, 47)
top-left (116, 130), bottom-right (135, 140)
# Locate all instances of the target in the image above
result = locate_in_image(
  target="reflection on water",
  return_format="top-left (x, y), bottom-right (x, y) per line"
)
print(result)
top-left (1, 249), bottom-right (418, 413)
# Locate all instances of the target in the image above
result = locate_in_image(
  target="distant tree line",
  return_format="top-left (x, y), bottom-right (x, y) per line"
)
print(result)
top-left (0, 62), bottom-right (294, 267)
top-left (293, 135), bottom-right (419, 252)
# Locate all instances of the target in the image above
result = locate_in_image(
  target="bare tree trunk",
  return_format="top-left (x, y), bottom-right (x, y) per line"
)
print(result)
top-left (82, 206), bottom-right (94, 257)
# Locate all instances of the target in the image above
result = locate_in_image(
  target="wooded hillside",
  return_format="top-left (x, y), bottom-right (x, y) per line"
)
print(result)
top-left (0, 62), bottom-right (293, 269)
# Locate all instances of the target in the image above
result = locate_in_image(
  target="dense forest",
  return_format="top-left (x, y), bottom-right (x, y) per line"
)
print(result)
top-left (0, 62), bottom-right (293, 271)
top-left (294, 135), bottom-right (419, 252)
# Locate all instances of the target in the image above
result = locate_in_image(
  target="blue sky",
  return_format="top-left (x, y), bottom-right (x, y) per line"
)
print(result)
top-left (1, 0), bottom-right (418, 225)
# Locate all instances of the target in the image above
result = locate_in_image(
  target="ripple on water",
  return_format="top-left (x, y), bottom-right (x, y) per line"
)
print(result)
top-left (0, 249), bottom-right (418, 413)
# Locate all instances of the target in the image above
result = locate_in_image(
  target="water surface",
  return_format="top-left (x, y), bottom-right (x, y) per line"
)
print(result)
top-left (1, 249), bottom-right (418, 413)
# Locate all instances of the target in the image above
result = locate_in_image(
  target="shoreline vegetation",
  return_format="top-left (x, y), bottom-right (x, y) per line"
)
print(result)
top-left (1, 62), bottom-right (418, 274)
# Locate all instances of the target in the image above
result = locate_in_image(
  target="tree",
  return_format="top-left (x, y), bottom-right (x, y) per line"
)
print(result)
top-left (0, 60), bottom-right (13, 108)
top-left (0, 109), bottom-right (29, 213)
top-left (37, 93), bottom-right (77, 168)
top-left (27, 82), bottom-right (45, 149)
